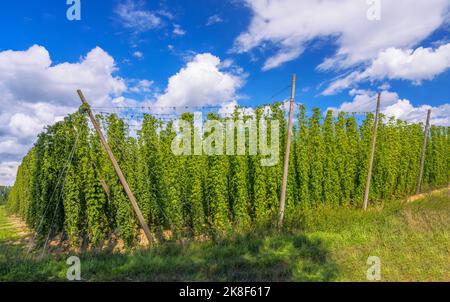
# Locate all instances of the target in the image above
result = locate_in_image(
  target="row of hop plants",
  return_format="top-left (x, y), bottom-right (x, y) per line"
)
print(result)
top-left (6, 103), bottom-right (450, 248)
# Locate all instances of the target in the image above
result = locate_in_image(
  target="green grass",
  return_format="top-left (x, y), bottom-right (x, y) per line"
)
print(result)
top-left (0, 192), bottom-right (449, 282)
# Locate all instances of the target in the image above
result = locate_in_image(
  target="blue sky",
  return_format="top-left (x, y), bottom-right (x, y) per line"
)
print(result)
top-left (0, 0), bottom-right (449, 185)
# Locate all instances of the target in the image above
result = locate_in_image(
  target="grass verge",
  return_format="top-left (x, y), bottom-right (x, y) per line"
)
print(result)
top-left (0, 192), bottom-right (449, 281)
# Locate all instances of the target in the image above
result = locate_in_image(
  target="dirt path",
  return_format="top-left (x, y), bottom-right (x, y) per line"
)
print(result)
top-left (0, 206), bottom-right (32, 247)
top-left (406, 184), bottom-right (450, 203)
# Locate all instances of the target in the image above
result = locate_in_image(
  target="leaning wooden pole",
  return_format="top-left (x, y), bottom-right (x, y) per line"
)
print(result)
top-left (363, 92), bottom-right (381, 211)
top-left (416, 109), bottom-right (432, 195)
top-left (278, 74), bottom-right (296, 228)
top-left (77, 90), bottom-right (152, 244)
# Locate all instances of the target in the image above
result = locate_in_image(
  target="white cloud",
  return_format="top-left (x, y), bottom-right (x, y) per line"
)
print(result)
top-left (9, 113), bottom-right (48, 140)
top-left (0, 139), bottom-right (28, 156)
top-left (0, 45), bottom-right (126, 107)
top-left (322, 72), bottom-right (359, 96)
top-left (157, 9), bottom-right (175, 20)
top-left (173, 24), bottom-right (186, 36)
top-left (155, 53), bottom-right (245, 108)
top-left (218, 100), bottom-right (255, 118)
top-left (0, 161), bottom-right (20, 186)
top-left (4, 102), bottom-right (69, 143)
top-left (0, 45), bottom-right (128, 184)
top-left (324, 43), bottom-right (450, 94)
top-left (129, 79), bottom-right (154, 93)
top-left (233, 0), bottom-right (450, 70)
top-left (329, 89), bottom-right (399, 112)
top-left (206, 14), bottom-right (223, 26)
top-left (383, 101), bottom-right (450, 126)
top-left (218, 101), bottom-right (239, 117)
top-left (360, 44), bottom-right (450, 81)
top-left (115, 0), bottom-right (161, 33)
top-left (328, 90), bottom-right (450, 126)
top-left (133, 51), bottom-right (144, 59)
top-left (262, 47), bottom-right (303, 71)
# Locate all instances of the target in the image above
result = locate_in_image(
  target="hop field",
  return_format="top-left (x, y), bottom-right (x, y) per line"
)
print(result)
top-left (5, 103), bottom-right (450, 249)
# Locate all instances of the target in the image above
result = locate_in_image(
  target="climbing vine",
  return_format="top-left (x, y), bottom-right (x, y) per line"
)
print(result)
top-left (6, 105), bottom-right (449, 247)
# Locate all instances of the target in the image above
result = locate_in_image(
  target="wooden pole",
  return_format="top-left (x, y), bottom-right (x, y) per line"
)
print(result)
top-left (363, 92), bottom-right (381, 211)
top-left (278, 74), bottom-right (296, 228)
top-left (77, 90), bottom-right (152, 244)
top-left (416, 109), bottom-right (432, 195)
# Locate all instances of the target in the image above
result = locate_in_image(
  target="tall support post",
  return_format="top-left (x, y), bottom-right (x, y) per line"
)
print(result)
top-left (416, 109), bottom-right (432, 194)
top-left (363, 92), bottom-right (381, 211)
top-left (278, 74), bottom-right (296, 228)
top-left (77, 90), bottom-right (153, 244)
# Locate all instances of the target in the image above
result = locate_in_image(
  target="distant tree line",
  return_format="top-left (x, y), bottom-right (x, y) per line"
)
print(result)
top-left (6, 103), bottom-right (450, 248)
top-left (0, 186), bottom-right (11, 205)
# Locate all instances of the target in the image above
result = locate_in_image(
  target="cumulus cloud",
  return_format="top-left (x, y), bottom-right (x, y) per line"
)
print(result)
top-left (364, 44), bottom-right (450, 82)
top-left (233, 0), bottom-right (450, 70)
top-left (218, 100), bottom-right (255, 118)
top-left (383, 101), bottom-right (450, 126)
top-left (328, 90), bottom-right (450, 126)
top-left (324, 43), bottom-right (450, 94)
top-left (0, 45), bottom-right (127, 185)
top-left (0, 139), bottom-right (28, 157)
top-left (8, 106), bottom-right (66, 140)
top-left (0, 162), bottom-right (20, 186)
top-left (155, 53), bottom-right (245, 108)
top-left (129, 79), bottom-right (154, 94)
top-left (0, 45), bottom-right (126, 107)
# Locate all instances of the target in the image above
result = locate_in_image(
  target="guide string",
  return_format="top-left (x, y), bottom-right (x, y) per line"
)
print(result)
top-left (26, 131), bottom-right (80, 258)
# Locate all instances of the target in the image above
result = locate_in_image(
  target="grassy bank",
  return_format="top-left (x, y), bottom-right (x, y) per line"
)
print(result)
top-left (0, 192), bottom-right (449, 281)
